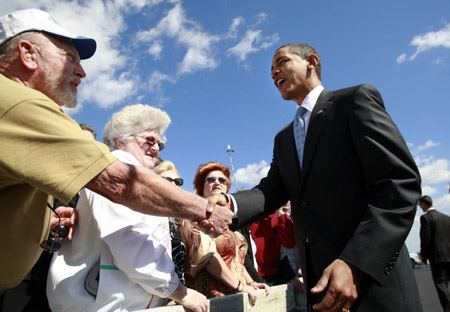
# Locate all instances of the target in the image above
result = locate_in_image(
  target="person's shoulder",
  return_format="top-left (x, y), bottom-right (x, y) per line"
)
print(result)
top-left (275, 122), bottom-right (293, 140)
top-left (333, 84), bottom-right (379, 96)
top-left (432, 209), bottom-right (449, 218)
top-left (0, 74), bottom-right (52, 102)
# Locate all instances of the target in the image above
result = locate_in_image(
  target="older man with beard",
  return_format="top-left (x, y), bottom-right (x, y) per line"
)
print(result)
top-left (0, 8), bottom-right (232, 293)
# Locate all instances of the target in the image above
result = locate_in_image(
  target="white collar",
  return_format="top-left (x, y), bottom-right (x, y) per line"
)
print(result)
top-left (297, 85), bottom-right (324, 113)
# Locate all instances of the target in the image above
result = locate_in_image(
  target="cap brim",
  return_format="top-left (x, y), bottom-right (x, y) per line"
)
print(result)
top-left (72, 37), bottom-right (96, 60)
top-left (44, 31), bottom-right (96, 60)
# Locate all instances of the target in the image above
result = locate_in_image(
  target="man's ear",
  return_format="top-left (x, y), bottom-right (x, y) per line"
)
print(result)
top-left (306, 54), bottom-right (319, 70)
top-left (17, 40), bottom-right (39, 71)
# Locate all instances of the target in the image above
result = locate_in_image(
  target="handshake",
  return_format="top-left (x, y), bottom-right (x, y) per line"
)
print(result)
top-left (196, 193), bottom-right (234, 237)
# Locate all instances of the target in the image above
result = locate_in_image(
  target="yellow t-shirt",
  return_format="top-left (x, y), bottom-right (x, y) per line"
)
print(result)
top-left (0, 74), bottom-right (117, 288)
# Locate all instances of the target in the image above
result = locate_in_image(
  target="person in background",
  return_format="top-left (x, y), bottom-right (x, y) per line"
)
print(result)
top-left (0, 8), bottom-right (232, 291)
top-left (180, 162), bottom-right (269, 306)
top-left (250, 200), bottom-right (304, 293)
top-left (79, 123), bottom-right (97, 139)
top-left (419, 195), bottom-right (450, 312)
top-left (47, 104), bottom-right (208, 312)
top-left (279, 201), bottom-right (301, 278)
top-left (154, 160), bottom-right (187, 285)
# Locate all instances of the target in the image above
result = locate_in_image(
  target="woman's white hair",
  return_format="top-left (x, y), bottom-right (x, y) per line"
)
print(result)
top-left (103, 104), bottom-right (171, 150)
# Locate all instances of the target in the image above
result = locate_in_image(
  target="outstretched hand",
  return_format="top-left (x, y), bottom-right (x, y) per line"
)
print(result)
top-left (196, 194), bottom-right (233, 237)
top-left (311, 259), bottom-right (361, 312)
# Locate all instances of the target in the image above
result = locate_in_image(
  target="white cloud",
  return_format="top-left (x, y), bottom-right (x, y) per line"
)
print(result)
top-left (147, 70), bottom-right (176, 105)
top-left (421, 185), bottom-right (439, 195)
top-left (412, 140), bottom-right (440, 155)
top-left (417, 157), bottom-right (450, 185)
top-left (435, 194), bottom-right (450, 211)
top-left (396, 53), bottom-right (407, 64)
top-left (81, 72), bottom-right (137, 109)
top-left (433, 57), bottom-right (445, 64)
top-left (235, 160), bottom-right (270, 186)
top-left (148, 41), bottom-right (164, 60)
top-left (149, 70), bottom-right (174, 92)
top-left (226, 17), bottom-right (245, 39)
top-left (399, 22), bottom-right (450, 62)
top-left (227, 29), bottom-right (279, 61)
top-left (254, 12), bottom-right (268, 26)
top-left (136, 3), bottom-right (220, 76)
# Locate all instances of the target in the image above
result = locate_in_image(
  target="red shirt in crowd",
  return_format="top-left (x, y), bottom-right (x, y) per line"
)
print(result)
top-left (249, 212), bottom-right (296, 277)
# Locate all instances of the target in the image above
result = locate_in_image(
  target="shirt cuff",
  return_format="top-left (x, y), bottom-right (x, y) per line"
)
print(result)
top-left (229, 194), bottom-right (238, 218)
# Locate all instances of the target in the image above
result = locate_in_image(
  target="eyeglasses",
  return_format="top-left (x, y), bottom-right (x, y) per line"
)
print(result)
top-left (40, 203), bottom-right (70, 253)
top-left (133, 135), bottom-right (165, 151)
top-left (205, 177), bottom-right (228, 184)
top-left (163, 176), bottom-right (183, 186)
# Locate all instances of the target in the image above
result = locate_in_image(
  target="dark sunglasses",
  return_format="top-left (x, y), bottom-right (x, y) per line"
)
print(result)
top-left (134, 135), bottom-right (165, 151)
top-left (163, 176), bottom-right (183, 186)
top-left (40, 203), bottom-right (70, 253)
top-left (205, 177), bottom-right (228, 184)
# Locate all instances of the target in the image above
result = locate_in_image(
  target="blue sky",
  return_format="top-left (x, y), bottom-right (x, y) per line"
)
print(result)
top-left (2, 0), bottom-right (449, 253)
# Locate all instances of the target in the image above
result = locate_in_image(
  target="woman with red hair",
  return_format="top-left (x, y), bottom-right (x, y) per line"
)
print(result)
top-left (180, 161), bottom-right (269, 306)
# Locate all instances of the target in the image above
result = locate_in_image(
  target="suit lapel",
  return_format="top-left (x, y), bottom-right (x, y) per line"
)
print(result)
top-left (300, 89), bottom-right (334, 187)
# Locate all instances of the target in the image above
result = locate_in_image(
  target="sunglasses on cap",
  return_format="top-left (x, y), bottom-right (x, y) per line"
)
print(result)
top-left (133, 135), bottom-right (165, 151)
top-left (205, 177), bottom-right (228, 184)
top-left (163, 176), bottom-right (183, 186)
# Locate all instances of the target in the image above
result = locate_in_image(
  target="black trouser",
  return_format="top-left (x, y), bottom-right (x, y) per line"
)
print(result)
top-left (431, 262), bottom-right (450, 312)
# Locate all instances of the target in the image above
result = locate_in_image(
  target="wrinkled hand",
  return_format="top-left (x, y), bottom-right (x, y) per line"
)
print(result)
top-left (169, 283), bottom-right (209, 312)
top-left (178, 288), bottom-right (209, 312)
top-left (197, 194), bottom-right (233, 238)
top-left (311, 259), bottom-right (360, 312)
top-left (250, 282), bottom-right (270, 296)
top-left (290, 277), bottom-right (305, 294)
top-left (51, 206), bottom-right (77, 240)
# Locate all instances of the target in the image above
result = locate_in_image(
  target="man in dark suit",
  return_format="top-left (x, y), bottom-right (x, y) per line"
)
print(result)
top-left (217, 43), bottom-right (422, 311)
top-left (419, 195), bottom-right (450, 312)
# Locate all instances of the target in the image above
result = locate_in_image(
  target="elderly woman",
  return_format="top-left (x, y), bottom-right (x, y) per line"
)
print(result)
top-left (47, 105), bottom-right (208, 312)
top-left (180, 162), bottom-right (269, 306)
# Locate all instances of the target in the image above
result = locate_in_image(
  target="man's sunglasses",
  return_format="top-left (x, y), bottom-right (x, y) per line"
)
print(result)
top-left (205, 177), bottom-right (228, 184)
top-left (163, 176), bottom-right (183, 186)
top-left (133, 135), bottom-right (165, 151)
top-left (40, 203), bottom-right (69, 253)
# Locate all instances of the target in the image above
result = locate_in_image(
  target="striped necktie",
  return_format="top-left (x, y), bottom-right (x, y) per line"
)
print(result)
top-left (293, 106), bottom-right (307, 169)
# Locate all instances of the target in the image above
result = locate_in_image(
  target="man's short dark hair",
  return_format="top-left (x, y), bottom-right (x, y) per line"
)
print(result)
top-left (419, 195), bottom-right (433, 208)
top-left (277, 43), bottom-right (322, 80)
top-left (79, 123), bottom-right (96, 139)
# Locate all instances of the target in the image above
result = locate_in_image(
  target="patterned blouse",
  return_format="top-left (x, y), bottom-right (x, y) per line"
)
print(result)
top-left (180, 220), bottom-right (248, 298)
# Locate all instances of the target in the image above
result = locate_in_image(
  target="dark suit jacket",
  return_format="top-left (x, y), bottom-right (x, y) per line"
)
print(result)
top-left (420, 209), bottom-right (450, 264)
top-left (233, 84), bottom-right (422, 311)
